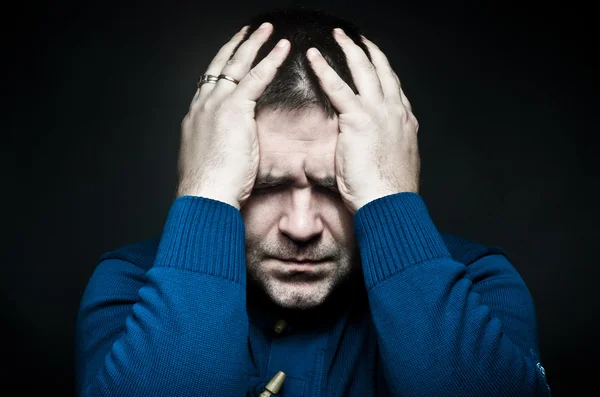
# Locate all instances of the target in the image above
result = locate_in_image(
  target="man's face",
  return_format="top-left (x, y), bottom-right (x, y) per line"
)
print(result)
top-left (241, 107), bottom-right (360, 311)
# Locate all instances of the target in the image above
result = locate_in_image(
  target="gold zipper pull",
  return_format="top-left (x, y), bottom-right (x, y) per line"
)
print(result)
top-left (259, 371), bottom-right (286, 396)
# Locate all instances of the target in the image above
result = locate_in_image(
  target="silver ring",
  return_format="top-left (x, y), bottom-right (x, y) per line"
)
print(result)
top-left (197, 74), bottom-right (219, 88)
top-left (218, 74), bottom-right (240, 84)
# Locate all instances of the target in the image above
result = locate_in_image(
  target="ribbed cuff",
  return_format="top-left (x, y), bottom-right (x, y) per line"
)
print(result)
top-left (354, 192), bottom-right (451, 290)
top-left (154, 196), bottom-right (246, 286)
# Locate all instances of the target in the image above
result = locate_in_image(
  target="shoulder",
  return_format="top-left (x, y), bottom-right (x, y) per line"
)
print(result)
top-left (97, 236), bottom-right (161, 271)
top-left (440, 231), bottom-right (510, 266)
top-left (79, 237), bottom-right (161, 308)
top-left (439, 231), bottom-right (528, 286)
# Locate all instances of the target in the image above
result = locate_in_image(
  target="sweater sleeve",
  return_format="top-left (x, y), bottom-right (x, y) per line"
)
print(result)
top-left (75, 196), bottom-right (250, 396)
top-left (354, 192), bottom-right (551, 396)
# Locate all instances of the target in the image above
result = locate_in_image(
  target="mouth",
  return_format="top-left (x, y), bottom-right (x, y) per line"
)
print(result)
top-left (273, 258), bottom-right (331, 271)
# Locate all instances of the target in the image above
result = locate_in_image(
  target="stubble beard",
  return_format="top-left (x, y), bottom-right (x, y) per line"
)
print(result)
top-left (246, 247), bottom-right (359, 311)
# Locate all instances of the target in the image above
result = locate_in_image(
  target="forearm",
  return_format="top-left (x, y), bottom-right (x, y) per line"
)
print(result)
top-left (354, 192), bottom-right (550, 396)
top-left (76, 197), bottom-right (250, 396)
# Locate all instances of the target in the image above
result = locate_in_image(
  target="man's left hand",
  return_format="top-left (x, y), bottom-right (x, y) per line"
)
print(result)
top-left (307, 28), bottom-right (421, 215)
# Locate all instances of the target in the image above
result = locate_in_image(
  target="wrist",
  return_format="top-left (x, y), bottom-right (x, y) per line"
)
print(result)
top-left (181, 194), bottom-right (240, 211)
top-left (176, 188), bottom-right (240, 210)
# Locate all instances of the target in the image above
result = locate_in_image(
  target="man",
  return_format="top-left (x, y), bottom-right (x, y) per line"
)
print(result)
top-left (75, 7), bottom-right (550, 397)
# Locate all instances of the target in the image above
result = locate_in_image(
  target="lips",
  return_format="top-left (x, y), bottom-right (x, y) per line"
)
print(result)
top-left (282, 261), bottom-right (323, 267)
top-left (274, 257), bottom-right (330, 270)
top-left (279, 258), bottom-right (324, 263)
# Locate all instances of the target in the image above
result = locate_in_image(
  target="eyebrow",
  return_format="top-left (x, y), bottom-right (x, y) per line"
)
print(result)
top-left (255, 171), bottom-right (338, 190)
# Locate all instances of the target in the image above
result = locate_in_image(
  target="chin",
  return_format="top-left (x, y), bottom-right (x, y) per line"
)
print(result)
top-left (266, 278), bottom-right (331, 310)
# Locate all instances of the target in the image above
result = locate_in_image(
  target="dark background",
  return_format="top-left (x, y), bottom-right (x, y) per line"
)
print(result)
top-left (5, 0), bottom-right (597, 395)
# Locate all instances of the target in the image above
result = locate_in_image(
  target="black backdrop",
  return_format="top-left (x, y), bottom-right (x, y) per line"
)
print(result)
top-left (5, 0), bottom-right (597, 395)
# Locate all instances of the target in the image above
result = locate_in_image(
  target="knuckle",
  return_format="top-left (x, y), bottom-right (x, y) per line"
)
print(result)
top-left (331, 80), bottom-right (347, 92)
top-left (403, 112), bottom-right (419, 132)
top-left (190, 97), bottom-right (219, 118)
top-left (199, 98), bottom-right (216, 113)
top-left (410, 110), bottom-right (418, 121)
top-left (397, 108), bottom-right (415, 127)
top-left (409, 113), bottom-right (419, 127)
top-left (339, 34), bottom-right (353, 44)
top-left (225, 57), bottom-right (242, 68)
top-left (400, 109), bottom-right (411, 123)
top-left (210, 45), bottom-right (238, 67)
top-left (264, 48), bottom-right (281, 62)
top-left (393, 103), bottom-right (407, 118)
top-left (210, 54), bottom-right (228, 69)
top-left (180, 115), bottom-right (195, 139)
top-left (248, 67), bottom-right (265, 82)
top-left (361, 60), bottom-right (375, 71)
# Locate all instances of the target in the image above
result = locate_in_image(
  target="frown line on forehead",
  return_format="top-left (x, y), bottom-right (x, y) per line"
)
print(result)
top-left (255, 170), bottom-right (338, 190)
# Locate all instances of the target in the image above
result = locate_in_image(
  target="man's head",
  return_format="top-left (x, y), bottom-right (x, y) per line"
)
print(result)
top-left (238, 7), bottom-right (368, 311)
top-left (231, 6), bottom-right (372, 118)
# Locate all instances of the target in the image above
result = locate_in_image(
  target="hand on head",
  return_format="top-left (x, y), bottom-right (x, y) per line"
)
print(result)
top-left (307, 28), bottom-right (420, 213)
top-left (176, 22), bottom-right (290, 210)
top-left (176, 21), bottom-right (420, 214)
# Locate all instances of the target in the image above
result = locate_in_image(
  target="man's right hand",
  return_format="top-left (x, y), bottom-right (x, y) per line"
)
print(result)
top-left (176, 22), bottom-right (290, 210)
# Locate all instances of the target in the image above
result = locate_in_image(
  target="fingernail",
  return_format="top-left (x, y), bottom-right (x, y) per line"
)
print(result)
top-left (276, 38), bottom-right (288, 48)
top-left (334, 28), bottom-right (346, 36)
top-left (307, 47), bottom-right (321, 58)
top-left (259, 22), bottom-right (271, 30)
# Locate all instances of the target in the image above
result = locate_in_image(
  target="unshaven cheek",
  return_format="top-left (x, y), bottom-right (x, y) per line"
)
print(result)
top-left (241, 197), bottom-right (279, 238)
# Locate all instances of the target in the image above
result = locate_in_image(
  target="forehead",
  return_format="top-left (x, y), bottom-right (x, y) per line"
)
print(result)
top-left (255, 107), bottom-right (339, 179)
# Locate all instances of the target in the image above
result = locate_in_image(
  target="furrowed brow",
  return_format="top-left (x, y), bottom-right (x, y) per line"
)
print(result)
top-left (255, 172), bottom-right (295, 187)
top-left (310, 175), bottom-right (338, 190)
top-left (255, 171), bottom-right (338, 190)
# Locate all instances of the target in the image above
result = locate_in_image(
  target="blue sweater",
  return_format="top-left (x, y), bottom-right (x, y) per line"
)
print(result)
top-left (75, 192), bottom-right (551, 396)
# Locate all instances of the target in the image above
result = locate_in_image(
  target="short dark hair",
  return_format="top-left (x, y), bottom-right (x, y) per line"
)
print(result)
top-left (232, 6), bottom-right (372, 119)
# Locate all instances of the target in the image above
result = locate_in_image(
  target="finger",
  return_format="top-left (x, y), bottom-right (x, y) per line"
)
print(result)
top-left (333, 28), bottom-right (383, 102)
top-left (399, 84), bottom-right (413, 113)
top-left (231, 38), bottom-right (291, 102)
top-left (306, 47), bottom-right (362, 114)
top-left (394, 73), bottom-right (413, 113)
top-left (359, 35), bottom-right (403, 105)
top-left (209, 22), bottom-right (274, 102)
top-left (193, 25), bottom-right (249, 106)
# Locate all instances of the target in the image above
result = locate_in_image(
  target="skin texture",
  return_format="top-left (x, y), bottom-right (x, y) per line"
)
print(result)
top-left (176, 23), bottom-right (420, 311)
top-left (242, 107), bottom-right (361, 310)
top-left (306, 29), bottom-right (420, 215)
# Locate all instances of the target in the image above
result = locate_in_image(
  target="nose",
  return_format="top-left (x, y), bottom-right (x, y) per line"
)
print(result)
top-left (278, 189), bottom-right (324, 243)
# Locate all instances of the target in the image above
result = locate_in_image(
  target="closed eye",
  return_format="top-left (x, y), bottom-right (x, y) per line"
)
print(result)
top-left (252, 184), bottom-right (286, 194)
top-left (252, 184), bottom-right (339, 195)
top-left (322, 185), bottom-right (340, 195)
